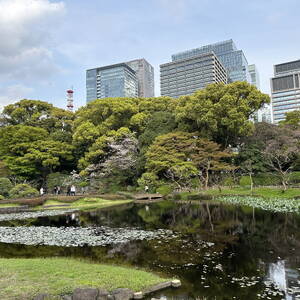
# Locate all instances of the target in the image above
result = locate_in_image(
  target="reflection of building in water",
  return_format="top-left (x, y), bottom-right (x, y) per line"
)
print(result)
top-left (268, 260), bottom-right (300, 299)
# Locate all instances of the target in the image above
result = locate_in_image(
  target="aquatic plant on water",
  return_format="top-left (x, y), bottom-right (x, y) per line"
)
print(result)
top-left (217, 196), bottom-right (300, 214)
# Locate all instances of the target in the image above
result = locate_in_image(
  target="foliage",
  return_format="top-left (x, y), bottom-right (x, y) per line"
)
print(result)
top-left (137, 172), bottom-right (161, 192)
top-left (0, 177), bottom-right (13, 197)
top-left (46, 172), bottom-right (70, 191)
top-left (9, 184), bottom-right (39, 199)
top-left (175, 82), bottom-right (270, 147)
top-left (156, 185), bottom-right (173, 196)
top-left (0, 195), bottom-right (4, 201)
top-left (144, 132), bottom-right (234, 189)
top-left (186, 193), bottom-right (214, 201)
top-left (239, 176), bottom-right (252, 187)
top-left (252, 173), bottom-right (281, 186)
top-left (279, 110), bottom-right (300, 129)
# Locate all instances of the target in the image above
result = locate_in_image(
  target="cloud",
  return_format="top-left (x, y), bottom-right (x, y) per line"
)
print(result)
top-left (0, 0), bottom-right (65, 82)
top-left (0, 84), bottom-right (34, 111)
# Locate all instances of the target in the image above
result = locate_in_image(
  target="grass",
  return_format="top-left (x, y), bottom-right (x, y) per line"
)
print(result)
top-left (35, 197), bottom-right (132, 211)
top-left (0, 203), bottom-right (21, 208)
top-left (0, 258), bottom-right (169, 299)
top-left (178, 187), bottom-right (300, 214)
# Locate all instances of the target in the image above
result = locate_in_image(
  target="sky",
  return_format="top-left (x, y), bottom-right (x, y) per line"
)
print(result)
top-left (0, 0), bottom-right (299, 111)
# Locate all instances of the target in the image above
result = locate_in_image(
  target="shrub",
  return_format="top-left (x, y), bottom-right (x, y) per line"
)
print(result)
top-left (156, 185), bottom-right (172, 196)
top-left (137, 172), bottom-right (161, 192)
top-left (9, 184), bottom-right (39, 199)
top-left (187, 193), bottom-right (214, 201)
top-left (222, 177), bottom-right (235, 187)
top-left (0, 177), bottom-right (13, 197)
top-left (0, 195), bottom-right (4, 201)
top-left (172, 193), bottom-right (182, 201)
top-left (290, 172), bottom-right (300, 184)
top-left (253, 173), bottom-right (281, 186)
top-left (239, 176), bottom-right (252, 187)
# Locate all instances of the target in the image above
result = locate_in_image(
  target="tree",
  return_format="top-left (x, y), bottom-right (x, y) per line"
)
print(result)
top-left (144, 132), bottom-right (233, 190)
top-left (175, 82), bottom-right (270, 147)
top-left (279, 110), bottom-right (300, 129)
top-left (0, 125), bottom-right (74, 181)
top-left (262, 126), bottom-right (300, 190)
top-left (0, 99), bottom-right (74, 143)
top-left (189, 139), bottom-right (234, 189)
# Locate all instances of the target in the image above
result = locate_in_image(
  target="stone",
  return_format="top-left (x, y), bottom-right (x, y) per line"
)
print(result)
top-left (171, 279), bottom-right (181, 287)
top-left (73, 288), bottom-right (99, 300)
top-left (143, 281), bottom-right (172, 295)
top-left (33, 294), bottom-right (51, 300)
top-left (97, 289), bottom-right (109, 300)
top-left (110, 288), bottom-right (133, 300)
top-left (133, 291), bottom-right (143, 299)
top-left (61, 296), bottom-right (72, 300)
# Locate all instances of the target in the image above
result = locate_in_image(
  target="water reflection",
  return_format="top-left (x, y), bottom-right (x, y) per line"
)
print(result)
top-left (0, 201), bottom-right (300, 299)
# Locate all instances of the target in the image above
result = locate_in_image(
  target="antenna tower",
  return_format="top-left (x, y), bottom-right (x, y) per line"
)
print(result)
top-left (66, 88), bottom-right (74, 112)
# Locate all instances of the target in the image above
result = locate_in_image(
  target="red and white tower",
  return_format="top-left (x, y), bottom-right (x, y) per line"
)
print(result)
top-left (66, 89), bottom-right (74, 112)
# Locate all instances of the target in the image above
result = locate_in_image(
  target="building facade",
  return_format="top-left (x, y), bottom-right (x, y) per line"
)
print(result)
top-left (160, 52), bottom-right (227, 98)
top-left (86, 59), bottom-right (154, 103)
top-left (249, 64), bottom-right (272, 123)
top-left (126, 59), bottom-right (155, 97)
top-left (86, 63), bottom-right (138, 102)
top-left (171, 39), bottom-right (251, 83)
top-left (271, 59), bottom-right (300, 123)
top-left (249, 64), bottom-right (260, 89)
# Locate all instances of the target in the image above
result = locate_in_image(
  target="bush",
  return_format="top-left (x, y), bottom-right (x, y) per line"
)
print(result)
top-left (253, 173), bottom-right (281, 186)
top-left (239, 176), bottom-right (252, 187)
top-left (187, 193), bottom-right (214, 201)
top-left (0, 177), bottom-right (13, 197)
top-left (156, 185), bottom-right (172, 196)
top-left (222, 177), bottom-right (235, 187)
top-left (172, 193), bottom-right (182, 201)
top-left (0, 195), bottom-right (4, 201)
top-left (290, 172), bottom-right (300, 184)
top-left (9, 184), bottom-right (39, 199)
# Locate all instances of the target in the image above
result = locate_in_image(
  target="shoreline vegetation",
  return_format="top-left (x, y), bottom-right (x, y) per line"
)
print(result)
top-left (0, 258), bottom-right (170, 300)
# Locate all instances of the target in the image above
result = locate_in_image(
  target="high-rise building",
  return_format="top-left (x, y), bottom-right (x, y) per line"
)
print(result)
top-left (86, 59), bottom-right (155, 103)
top-left (249, 64), bottom-right (260, 89)
top-left (160, 52), bottom-right (227, 98)
top-left (271, 59), bottom-right (300, 123)
top-left (126, 59), bottom-right (155, 97)
top-left (249, 64), bottom-right (272, 123)
top-left (86, 63), bottom-right (138, 102)
top-left (171, 39), bottom-right (251, 83)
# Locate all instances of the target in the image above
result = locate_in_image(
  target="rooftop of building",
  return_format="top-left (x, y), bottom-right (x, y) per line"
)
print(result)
top-left (160, 51), bottom-right (223, 68)
top-left (87, 63), bottom-right (136, 74)
top-left (274, 59), bottom-right (300, 75)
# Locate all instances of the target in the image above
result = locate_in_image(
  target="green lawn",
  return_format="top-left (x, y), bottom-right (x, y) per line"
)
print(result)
top-left (36, 197), bottom-right (132, 211)
top-left (0, 203), bottom-right (21, 208)
top-left (201, 187), bottom-right (300, 199)
top-left (0, 258), bottom-right (169, 300)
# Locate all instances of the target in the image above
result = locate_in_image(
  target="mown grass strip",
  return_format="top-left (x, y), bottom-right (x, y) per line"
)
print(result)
top-left (0, 258), bottom-right (169, 300)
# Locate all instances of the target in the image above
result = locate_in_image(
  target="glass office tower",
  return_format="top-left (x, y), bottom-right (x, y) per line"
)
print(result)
top-left (86, 63), bottom-right (138, 103)
top-left (160, 52), bottom-right (227, 98)
top-left (126, 59), bottom-right (155, 97)
top-left (171, 39), bottom-right (251, 83)
top-left (271, 59), bottom-right (300, 123)
top-left (249, 64), bottom-right (260, 89)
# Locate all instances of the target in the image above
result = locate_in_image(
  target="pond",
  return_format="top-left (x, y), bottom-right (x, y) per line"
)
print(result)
top-left (0, 200), bottom-right (300, 300)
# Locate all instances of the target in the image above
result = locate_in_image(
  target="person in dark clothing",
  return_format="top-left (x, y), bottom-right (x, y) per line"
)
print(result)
top-left (67, 186), bottom-right (71, 196)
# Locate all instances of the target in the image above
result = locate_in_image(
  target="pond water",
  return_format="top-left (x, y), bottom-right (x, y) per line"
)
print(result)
top-left (0, 201), bottom-right (300, 300)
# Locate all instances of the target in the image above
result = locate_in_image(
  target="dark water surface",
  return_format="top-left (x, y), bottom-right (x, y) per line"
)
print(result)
top-left (0, 201), bottom-right (300, 300)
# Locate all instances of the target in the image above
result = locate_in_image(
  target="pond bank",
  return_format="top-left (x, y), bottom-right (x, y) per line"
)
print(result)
top-left (0, 258), bottom-right (175, 300)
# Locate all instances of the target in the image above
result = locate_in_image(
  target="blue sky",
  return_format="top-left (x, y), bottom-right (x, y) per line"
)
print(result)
top-left (0, 0), bottom-right (299, 110)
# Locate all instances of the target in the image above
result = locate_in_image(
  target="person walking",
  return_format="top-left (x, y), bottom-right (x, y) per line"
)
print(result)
top-left (57, 186), bottom-right (61, 195)
top-left (70, 185), bottom-right (76, 196)
top-left (40, 187), bottom-right (44, 196)
top-left (67, 186), bottom-right (71, 196)
top-left (145, 185), bottom-right (149, 193)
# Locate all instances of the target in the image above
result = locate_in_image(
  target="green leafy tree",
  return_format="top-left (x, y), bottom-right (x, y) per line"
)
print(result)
top-left (144, 132), bottom-right (233, 189)
top-left (0, 178), bottom-right (13, 197)
top-left (279, 110), bottom-right (300, 129)
top-left (175, 82), bottom-right (270, 147)
top-left (9, 183), bottom-right (39, 199)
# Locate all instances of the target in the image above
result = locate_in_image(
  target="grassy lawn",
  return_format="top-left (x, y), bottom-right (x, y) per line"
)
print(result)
top-left (0, 258), bottom-right (170, 300)
top-left (0, 203), bottom-right (21, 208)
top-left (36, 197), bottom-right (132, 211)
top-left (196, 187), bottom-right (300, 199)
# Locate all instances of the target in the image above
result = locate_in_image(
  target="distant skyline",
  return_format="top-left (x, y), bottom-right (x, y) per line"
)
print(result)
top-left (0, 0), bottom-right (299, 111)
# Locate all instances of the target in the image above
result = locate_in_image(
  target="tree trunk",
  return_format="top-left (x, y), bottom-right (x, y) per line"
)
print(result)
top-left (204, 169), bottom-right (209, 190)
top-left (250, 173), bottom-right (253, 194)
